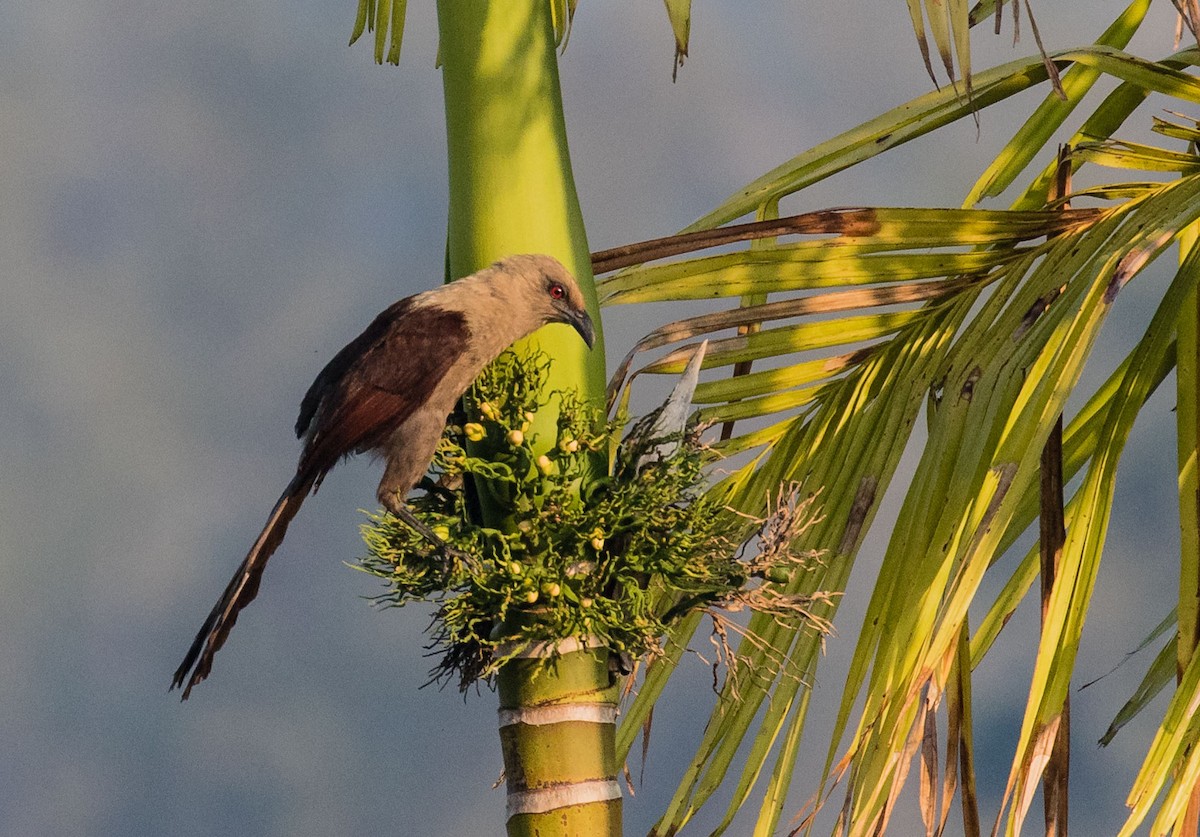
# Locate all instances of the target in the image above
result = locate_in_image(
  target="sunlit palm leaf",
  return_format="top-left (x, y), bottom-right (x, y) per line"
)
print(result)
top-left (350, 0), bottom-right (583, 65)
top-left (1096, 611), bottom-right (1177, 747)
top-left (646, 313), bottom-right (956, 836)
top-left (1127, 606), bottom-right (1200, 834)
top-left (602, 208), bottom-right (1098, 426)
top-left (598, 26), bottom-right (1200, 836)
top-left (663, 0), bottom-right (691, 78)
top-left (1176, 224), bottom-right (1200, 821)
top-left (997, 214), bottom-right (1200, 836)
top-left (970, 343), bottom-right (1176, 663)
top-left (965, 0), bottom-right (1151, 205)
top-left (799, 174), bottom-right (1200, 835)
top-left (684, 45), bottom-right (1200, 234)
top-left (350, 0), bottom-right (406, 64)
top-left (905, 0), bottom-right (974, 89)
top-left (548, 0), bottom-right (579, 50)
top-left (1076, 138), bottom-right (1200, 172)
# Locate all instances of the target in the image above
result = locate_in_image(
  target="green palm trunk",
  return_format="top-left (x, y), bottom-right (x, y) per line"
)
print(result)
top-left (438, 0), bottom-right (604, 394)
top-left (436, 3), bottom-right (618, 834)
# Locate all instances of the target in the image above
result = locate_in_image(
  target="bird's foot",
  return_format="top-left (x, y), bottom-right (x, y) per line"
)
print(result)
top-left (386, 501), bottom-right (474, 576)
top-left (433, 543), bottom-right (473, 577)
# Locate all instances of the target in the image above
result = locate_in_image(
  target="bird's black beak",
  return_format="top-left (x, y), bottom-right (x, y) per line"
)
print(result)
top-left (571, 309), bottom-right (597, 350)
top-left (564, 306), bottom-right (597, 347)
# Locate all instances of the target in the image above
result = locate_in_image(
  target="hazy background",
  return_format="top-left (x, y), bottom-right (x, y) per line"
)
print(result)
top-left (1, 1), bottom-right (1193, 834)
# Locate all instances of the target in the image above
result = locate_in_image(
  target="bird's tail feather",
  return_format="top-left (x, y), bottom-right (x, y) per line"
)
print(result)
top-left (171, 470), bottom-right (318, 699)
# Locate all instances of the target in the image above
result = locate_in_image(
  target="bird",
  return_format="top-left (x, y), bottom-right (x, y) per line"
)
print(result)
top-left (171, 254), bottom-right (596, 699)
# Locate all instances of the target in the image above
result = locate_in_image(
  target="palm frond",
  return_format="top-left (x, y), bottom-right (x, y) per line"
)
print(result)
top-left (596, 30), bottom-right (1200, 836)
top-left (350, 0), bottom-right (406, 65)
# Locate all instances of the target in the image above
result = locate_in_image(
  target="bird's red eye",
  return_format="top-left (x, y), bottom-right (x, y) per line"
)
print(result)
top-left (549, 282), bottom-right (565, 300)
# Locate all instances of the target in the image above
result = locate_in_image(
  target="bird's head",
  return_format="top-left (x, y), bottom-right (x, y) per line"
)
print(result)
top-left (497, 254), bottom-right (597, 350)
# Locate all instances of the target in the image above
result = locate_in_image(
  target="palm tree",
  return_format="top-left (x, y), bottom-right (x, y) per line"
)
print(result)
top-left (351, 1), bottom-right (1200, 834)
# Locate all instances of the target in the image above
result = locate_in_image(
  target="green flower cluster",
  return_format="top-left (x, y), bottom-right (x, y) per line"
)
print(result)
top-left (357, 352), bottom-right (748, 687)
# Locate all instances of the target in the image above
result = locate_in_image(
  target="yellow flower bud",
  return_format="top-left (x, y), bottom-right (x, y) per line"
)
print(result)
top-left (536, 454), bottom-right (554, 476)
top-left (542, 582), bottom-right (561, 598)
top-left (524, 590), bottom-right (539, 604)
top-left (507, 429), bottom-right (524, 446)
top-left (479, 401), bottom-right (497, 420)
top-left (562, 438), bottom-right (579, 454)
top-left (464, 422), bottom-right (486, 442)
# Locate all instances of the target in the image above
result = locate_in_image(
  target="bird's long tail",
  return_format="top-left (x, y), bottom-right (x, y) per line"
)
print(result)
top-left (171, 470), bottom-right (318, 699)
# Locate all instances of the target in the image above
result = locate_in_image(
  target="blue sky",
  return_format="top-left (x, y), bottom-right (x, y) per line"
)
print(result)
top-left (1, 1), bottom-right (1193, 834)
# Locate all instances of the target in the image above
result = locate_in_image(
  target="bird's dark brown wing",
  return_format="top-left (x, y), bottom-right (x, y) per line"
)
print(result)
top-left (296, 301), bottom-right (471, 480)
top-left (296, 297), bottom-right (416, 439)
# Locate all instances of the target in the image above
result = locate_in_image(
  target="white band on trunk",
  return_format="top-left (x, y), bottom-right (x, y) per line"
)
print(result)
top-left (506, 779), bottom-right (622, 817)
top-left (492, 634), bottom-right (607, 660)
top-left (498, 702), bottom-right (618, 728)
